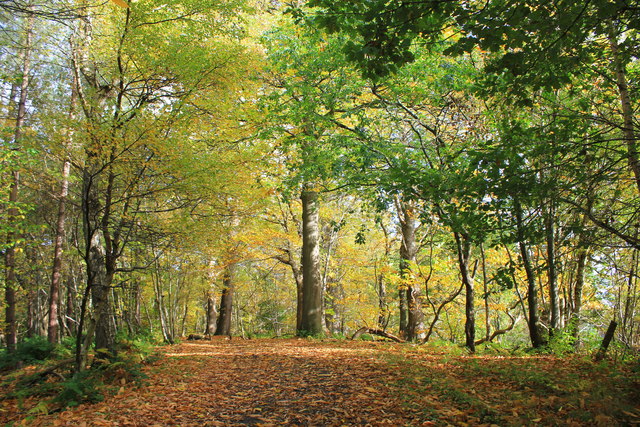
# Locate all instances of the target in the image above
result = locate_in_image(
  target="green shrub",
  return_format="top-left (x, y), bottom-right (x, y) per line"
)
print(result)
top-left (18, 337), bottom-right (56, 362)
top-left (547, 329), bottom-right (577, 355)
top-left (0, 336), bottom-right (56, 369)
top-left (54, 370), bottom-right (105, 408)
top-left (52, 336), bottom-right (76, 359)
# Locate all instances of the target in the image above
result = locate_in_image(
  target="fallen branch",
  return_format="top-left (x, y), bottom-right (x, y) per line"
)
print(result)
top-left (18, 358), bottom-right (75, 386)
top-left (475, 313), bottom-right (521, 346)
top-left (351, 327), bottom-right (405, 343)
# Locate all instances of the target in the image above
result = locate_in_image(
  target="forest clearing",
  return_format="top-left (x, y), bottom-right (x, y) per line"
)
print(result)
top-left (1, 338), bottom-right (639, 426)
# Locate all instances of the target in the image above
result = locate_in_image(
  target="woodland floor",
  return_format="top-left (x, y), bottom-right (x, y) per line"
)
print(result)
top-left (1, 338), bottom-right (639, 426)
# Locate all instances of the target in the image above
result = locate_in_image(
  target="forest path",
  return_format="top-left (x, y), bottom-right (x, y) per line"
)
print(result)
top-left (41, 339), bottom-right (425, 426)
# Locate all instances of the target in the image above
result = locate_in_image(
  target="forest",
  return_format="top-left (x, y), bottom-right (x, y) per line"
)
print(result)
top-left (0, 0), bottom-right (639, 424)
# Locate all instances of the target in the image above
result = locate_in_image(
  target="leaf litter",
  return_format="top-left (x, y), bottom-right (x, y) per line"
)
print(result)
top-left (1, 339), bottom-right (638, 426)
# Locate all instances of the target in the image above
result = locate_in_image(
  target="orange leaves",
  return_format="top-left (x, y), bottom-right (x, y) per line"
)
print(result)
top-left (6, 340), bottom-right (637, 426)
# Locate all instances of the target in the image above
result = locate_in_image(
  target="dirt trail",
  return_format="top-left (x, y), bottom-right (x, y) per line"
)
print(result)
top-left (39, 339), bottom-right (417, 426)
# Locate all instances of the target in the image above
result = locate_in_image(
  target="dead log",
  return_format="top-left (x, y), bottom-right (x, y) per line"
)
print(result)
top-left (351, 327), bottom-right (405, 343)
top-left (594, 320), bottom-right (618, 361)
top-left (187, 334), bottom-right (209, 340)
top-left (19, 358), bottom-right (75, 386)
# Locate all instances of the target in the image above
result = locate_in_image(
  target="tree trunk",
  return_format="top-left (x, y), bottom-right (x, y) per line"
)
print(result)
top-left (4, 10), bottom-right (33, 353)
top-left (77, 155), bottom-right (117, 366)
top-left (66, 277), bottom-right (77, 337)
top-left (205, 290), bottom-right (217, 335)
top-left (324, 277), bottom-right (339, 334)
top-left (294, 266), bottom-right (303, 332)
top-left (398, 287), bottom-right (408, 338)
top-left (377, 218), bottom-right (392, 330)
top-left (26, 289), bottom-right (37, 338)
top-left (481, 244), bottom-right (490, 342)
top-left (299, 189), bottom-right (323, 336)
top-left (594, 320), bottom-right (618, 361)
top-left (570, 244), bottom-right (589, 341)
top-left (377, 267), bottom-right (388, 329)
top-left (515, 199), bottom-right (545, 348)
top-left (48, 72), bottom-right (77, 345)
top-left (545, 200), bottom-right (560, 334)
top-left (608, 25), bottom-right (640, 196)
top-left (455, 232), bottom-right (475, 352)
top-left (622, 247), bottom-right (638, 347)
top-left (422, 283), bottom-right (464, 343)
top-left (215, 267), bottom-right (234, 336)
top-left (88, 231), bottom-right (115, 354)
top-left (398, 201), bottom-right (424, 341)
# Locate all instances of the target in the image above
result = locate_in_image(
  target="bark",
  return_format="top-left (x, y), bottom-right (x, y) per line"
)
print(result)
top-left (88, 231), bottom-right (115, 354)
top-left (398, 287), bottom-right (408, 337)
top-left (455, 232), bottom-right (475, 352)
top-left (324, 277), bottom-right (340, 334)
top-left (154, 273), bottom-right (172, 344)
top-left (66, 277), bottom-right (77, 337)
top-left (622, 248), bottom-right (638, 346)
top-left (545, 200), bottom-right (561, 334)
top-left (570, 244), bottom-right (589, 341)
top-left (48, 72), bottom-right (77, 344)
top-left (608, 25), bottom-right (640, 196)
top-left (515, 199), bottom-right (545, 348)
top-left (594, 320), bottom-right (618, 361)
top-left (215, 267), bottom-right (234, 336)
top-left (481, 244), bottom-right (490, 342)
top-left (475, 312), bottom-right (519, 346)
top-left (294, 266), bottom-right (303, 332)
top-left (422, 283), bottom-right (464, 343)
top-left (205, 290), bottom-right (217, 335)
top-left (398, 201), bottom-right (424, 341)
top-left (299, 189), bottom-right (323, 336)
top-left (375, 220), bottom-right (392, 330)
top-left (4, 10), bottom-right (33, 353)
top-left (377, 267), bottom-right (388, 329)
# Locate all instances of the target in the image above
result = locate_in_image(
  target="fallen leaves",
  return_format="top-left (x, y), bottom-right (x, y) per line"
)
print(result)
top-left (1, 339), bottom-right (638, 426)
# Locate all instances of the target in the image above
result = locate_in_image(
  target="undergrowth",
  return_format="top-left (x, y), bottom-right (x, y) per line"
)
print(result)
top-left (0, 336), bottom-right (57, 371)
top-left (1, 334), bottom-right (161, 421)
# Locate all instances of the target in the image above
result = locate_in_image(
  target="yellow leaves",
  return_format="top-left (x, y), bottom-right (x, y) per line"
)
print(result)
top-left (110, 0), bottom-right (129, 8)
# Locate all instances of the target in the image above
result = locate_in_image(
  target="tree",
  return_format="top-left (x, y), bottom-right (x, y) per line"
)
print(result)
top-left (260, 19), bottom-right (364, 336)
top-left (64, 0), bottom-right (254, 367)
top-left (2, 7), bottom-right (34, 353)
top-left (306, 0), bottom-right (640, 249)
